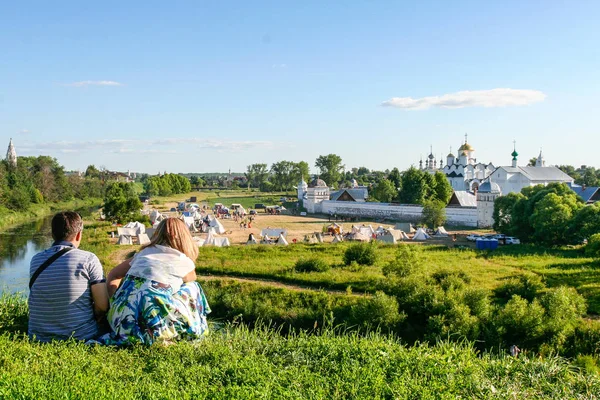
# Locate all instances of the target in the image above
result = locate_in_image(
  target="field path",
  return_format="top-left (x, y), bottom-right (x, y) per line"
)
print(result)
top-left (198, 275), bottom-right (370, 297)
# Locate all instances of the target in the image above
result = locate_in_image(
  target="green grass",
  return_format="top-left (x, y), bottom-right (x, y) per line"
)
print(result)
top-left (0, 198), bottom-right (102, 230)
top-left (0, 295), bottom-right (599, 399)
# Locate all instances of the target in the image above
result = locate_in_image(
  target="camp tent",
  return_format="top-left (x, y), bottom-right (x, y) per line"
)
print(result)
top-left (124, 221), bottom-right (146, 235)
top-left (204, 231), bottom-right (230, 247)
top-left (193, 237), bottom-right (206, 247)
top-left (435, 226), bottom-right (449, 237)
top-left (137, 233), bottom-right (151, 245)
top-left (261, 235), bottom-right (273, 245)
top-left (145, 228), bottom-right (155, 239)
top-left (412, 228), bottom-right (430, 241)
top-left (209, 218), bottom-right (226, 234)
top-left (246, 234), bottom-right (258, 245)
top-left (395, 223), bottom-right (416, 233)
top-left (347, 232), bottom-right (371, 242)
top-left (276, 233), bottom-right (289, 246)
top-left (304, 234), bottom-right (318, 244)
top-left (117, 235), bottom-right (133, 245)
top-left (149, 210), bottom-right (163, 224)
top-left (332, 234), bottom-right (344, 243)
top-left (376, 234), bottom-right (397, 244)
top-left (261, 228), bottom-right (287, 238)
top-left (314, 232), bottom-right (324, 243)
top-left (386, 229), bottom-right (409, 241)
top-left (117, 227), bottom-right (139, 237)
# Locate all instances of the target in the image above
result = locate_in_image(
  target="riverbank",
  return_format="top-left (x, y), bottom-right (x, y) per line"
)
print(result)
top-left (0, 198), bottom-right (102, 231)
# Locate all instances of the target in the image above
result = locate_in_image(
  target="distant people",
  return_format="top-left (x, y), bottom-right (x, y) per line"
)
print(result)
top-left (28, 211), bottom-right (109, 342)
top-left (103, 218), bottom-right (210, 345)
top-left (509, 345), bottom-right (521, 357)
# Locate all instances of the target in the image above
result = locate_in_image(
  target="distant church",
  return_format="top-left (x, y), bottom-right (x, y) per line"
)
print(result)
top-left (5, 138), bottom-right (17, 168)
top-left (420, 135), bottom-right (495, 191)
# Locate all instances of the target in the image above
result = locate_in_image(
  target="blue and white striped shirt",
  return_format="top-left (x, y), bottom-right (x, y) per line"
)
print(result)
top-left (28, 241), bottom-right (105, 342)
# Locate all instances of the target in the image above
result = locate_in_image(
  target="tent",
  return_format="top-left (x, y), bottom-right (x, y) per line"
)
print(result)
top-left (395, 223), bottom-right (416, 233)
top-left (117, 227), bottom-right (139, 237)
top-left (314, 232), bottom-right (324, 243)
top-left (412, 228), bottom-right (430, 241)
top-left (204, 231), bottom-right (230, 247)
top-left (376, 234), bottom-right (397, 244)
top-left (261, 228), bottom-right (287, 238)
top-left (117, 235), bottom-right (133, 245)
top-left (375, 226), bottom-right (387, 235)
top-left (137, 233), bottom-right (151, 245)
top-left (246, 233), bottom-right (258, 245)
top-left (386, 229), bottom-right (409, 241)
top-left (326, 223), bottom-right (343, 235)
top-left (261, 235), bottom-right (273, 245)
top-left (149, 210), bottom-right (163, 224)
top-left (434, 226), bottom-right (449, 237)
top-left (124, 221), bottom-right (146, 235)
top-left (193, 237), bottom-right (206, 247)
top-left (304, 234), bottom-right (318, 244)
top-left (347, 232), bottom-right (371, 242)
top-left (209, 218), bottom-right (226, 234)
top-left (181, 215), bottom-right (195, 229)
top-left (276, 233), bottom-right (289, 246)
top-left (332, 234), bottom-right (344, 243)
top-left (145, 228), bottom-right (155, 239)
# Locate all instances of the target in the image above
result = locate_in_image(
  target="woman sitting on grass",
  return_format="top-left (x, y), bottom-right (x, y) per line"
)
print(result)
top-left (101, 218), bottom-right (210, 345)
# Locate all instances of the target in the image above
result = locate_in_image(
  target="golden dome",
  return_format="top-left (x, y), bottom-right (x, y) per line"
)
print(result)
top-left (458, 142), bottom-right (474, 152)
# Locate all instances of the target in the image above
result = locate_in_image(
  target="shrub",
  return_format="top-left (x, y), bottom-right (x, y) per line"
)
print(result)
top-left (585, 233), bottom-right (600, 258)
top-left (343, 243), bottom-right (378, 266)
top-left (539, 286), bottom-right (587, 348)
top-left (494, 274), bottom-right (545, 303)
top-left (294, 257), bottom-right (330, 273)
top-left (493, 295), bottom-right (546, 348)
top-left (574, 355), bottom-right (600, 375)
top-left (382, 244), bottom-right (421, 278)
top-left (350, 291), bottom-right (405, 330)
top-left (431, 270), bottom-right (471, 291)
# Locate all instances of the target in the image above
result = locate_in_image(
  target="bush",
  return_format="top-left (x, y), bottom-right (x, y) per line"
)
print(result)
top-left (574, 355), bottom-right (600, 375)
top-left (585, 233), bottom-right (600, 258)
top-left (494, 274), bottom-right (545, 303)
top-left (350, 291), bottom-right (405, 330)
top-left (539, 286), bottom-right (587, 348)
top-left (431, 270), bottom-right (471, 291)
top-left (343, 243), bottom-right (378, 266)
top-left (382, 244), bottom-right (421, 278)
top-left (294, 257), bottom-right (330, 273)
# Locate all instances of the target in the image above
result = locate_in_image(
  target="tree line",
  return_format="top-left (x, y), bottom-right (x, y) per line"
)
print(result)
top-left (493, 182), bottom-right (600, 245)
top-left (0, 157), bottom-right (104, 212)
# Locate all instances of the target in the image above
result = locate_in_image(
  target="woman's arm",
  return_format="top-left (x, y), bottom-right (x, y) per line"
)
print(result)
top-left (107, 258), bottom-right (133, 297)
top-left (182, 269), bottom-right (197, 283)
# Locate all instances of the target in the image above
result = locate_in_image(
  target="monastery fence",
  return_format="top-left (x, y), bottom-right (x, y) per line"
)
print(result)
top-left (319, 201), bottom-right (478, 227)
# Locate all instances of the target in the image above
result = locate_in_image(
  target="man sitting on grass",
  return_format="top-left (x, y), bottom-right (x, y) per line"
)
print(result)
top-left (28, 211), bottom-right (109, 342)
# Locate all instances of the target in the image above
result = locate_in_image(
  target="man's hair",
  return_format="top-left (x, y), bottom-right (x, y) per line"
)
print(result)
top-left (51, 211), bottom-right (83, 242)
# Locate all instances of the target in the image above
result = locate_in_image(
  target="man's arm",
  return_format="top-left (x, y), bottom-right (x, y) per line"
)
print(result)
top-left (107, 258), bottom-right (132, 297)
top-left (91, 282), bottom-right (109, 317)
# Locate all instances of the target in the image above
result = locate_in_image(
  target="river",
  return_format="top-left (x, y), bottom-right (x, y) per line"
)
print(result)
top-left (0, 217), bottom-right (53, 294)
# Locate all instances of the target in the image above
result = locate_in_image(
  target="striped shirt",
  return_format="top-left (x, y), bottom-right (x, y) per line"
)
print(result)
top-left (28, 241), bottom-right (105, 342)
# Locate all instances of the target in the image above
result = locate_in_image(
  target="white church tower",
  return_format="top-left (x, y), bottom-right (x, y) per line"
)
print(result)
top-left (477, 179), bottom-right (502, 228)
top-left (297, 176), bottom-right (308, 204)
top-left (6, 138), bottom-right (17, 168)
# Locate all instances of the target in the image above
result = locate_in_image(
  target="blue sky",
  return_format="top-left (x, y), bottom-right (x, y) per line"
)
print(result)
top-left (1, 0), bottom-right (599, 174)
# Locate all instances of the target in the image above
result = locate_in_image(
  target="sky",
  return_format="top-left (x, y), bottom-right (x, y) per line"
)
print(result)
top-left (1, 0), bottom-right (599, 174)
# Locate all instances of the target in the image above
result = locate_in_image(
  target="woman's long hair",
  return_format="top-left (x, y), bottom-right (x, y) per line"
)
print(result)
top-left (143, 218), bottom-right (198, 261)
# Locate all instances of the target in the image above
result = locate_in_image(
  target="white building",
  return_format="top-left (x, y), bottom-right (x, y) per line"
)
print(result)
top-left (490, 147), bottom-right (574, 195)
top-left (302, 178), bottom-right (330, 214)
top-left (476, 180), bottom-right (502, 228)
top-left (420, 135), bottom-right (495, 191)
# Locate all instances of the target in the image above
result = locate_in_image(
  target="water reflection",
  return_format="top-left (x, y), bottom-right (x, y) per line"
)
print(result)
top-left (0, 217), bottom-right (53, 294)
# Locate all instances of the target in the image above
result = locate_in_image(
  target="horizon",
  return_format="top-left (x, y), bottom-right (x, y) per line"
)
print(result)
top-left (1, 1), bottom-right (599, 173)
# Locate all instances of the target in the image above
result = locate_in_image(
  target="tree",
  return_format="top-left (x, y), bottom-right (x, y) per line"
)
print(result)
top-left (246, 164), bottom-right (269, 188)
top-left (103, 182), bottom-right (143, 223)
top-left (372, 179), bottom-right (397, 203)
top-left (292, 161), bottom-right (310, 184)
top-left (492, 192), bottom-right (524, 234)
top-left (388, 168), bottom-right (402, 195)
top-left (569, 202), bottom-right (600, 243)
top-left (315, 154), bottom-right (344, 188)
top-left (422, 199), bottom-right (447, 228)
top-left (270, 161), bottom-right (295, 191)
top-left (399, 167), bottom-right (427, 204)
top-left (531, 192), bottom-right (580, 245)
top-left (432, 171), bottom-right (453, 204)
top-left (85, 165), bottom-right (101, 179)
top-left (528, 157), bottom-right (537, 167)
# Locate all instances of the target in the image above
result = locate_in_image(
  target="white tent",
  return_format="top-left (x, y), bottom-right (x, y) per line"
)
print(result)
top-left (347, 232), bottom-right (371, 242)
top-left (395, 223), bottom-right (416, 233)
top-left (117, 235), bottom-right (133, 245)
top-left (137, 233), bottom-right (151, 245)
top-left (193, 237), bottom-right (205, 247)
top-left (209, 218), bottom-right (226, 234)
top-left (204, 231), bottom-right (230, 247)
top-left (375, 226), bottom-right (387, 235)
top-left (435, 226), bottom-right (449, 236)
top-left (181, 215), bottom-right (195, 229)
top-left (117, 227), bottom-right (139, 237)
top-left (304, 234), bottom-right (318, 244)
top-left (246, 234), bottom-right (258, 245)
top-left (376, 234), bottom-right (397, 244)
top-left (149, 210), bottom-right (163, 224)
top-left (276, 233), bottom-right (289, 246)
top-left (314, 232), bottom-right (324, 243)
top-left (332, 234), bottom-right (344, 243)
top-left (124, 221), bottom-right (146, 235)
top-left (387, 229), bottom-right (409, 241)
top-left (412, 228), bottom-right (430, 241)
top-left (261, 228), bottom-right (287, 238)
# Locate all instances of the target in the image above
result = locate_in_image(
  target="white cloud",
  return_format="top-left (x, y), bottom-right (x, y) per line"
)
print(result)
top-left (381, 88), bottom-right (546, 110)
top-left (18, 138), bottom-right (283, 155)
top-left (65, 80), bottom-right (123, 87)
top-left (19, 129), bottom-right (30, 134)
top-left (272, 63), bottom-right (287, 69)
